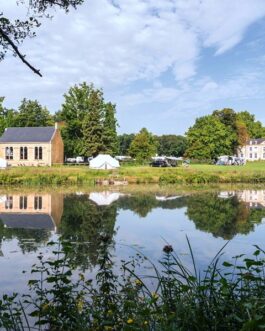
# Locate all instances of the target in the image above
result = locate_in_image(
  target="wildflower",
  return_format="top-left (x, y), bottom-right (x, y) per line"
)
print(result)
top-left (107, 310), bottom-right (113, 315)
top-left (144, 321), bottom-right (148, 325)
top-left (77, 298), bottom-right (84, 312)
top-left (135, 279), bottom-right (143, 286)
top-left (104, 326), bottom-right (113, 331)
top-left (127, 318), bottom-right (134, 324)
top-left (163, 245), bottom-right (173, 253)
top-left (152, 292), bottom-right (159, 300)
top-left (79, 273), bottom-right (85, 281)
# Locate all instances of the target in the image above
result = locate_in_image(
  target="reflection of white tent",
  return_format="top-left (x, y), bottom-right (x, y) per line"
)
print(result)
top-left (89, 154), bottom-right (120, 170)
top-left (89, 191), bottom-right (124, 205)
top-left (0, 158), bottom-right (7, 169)
top-left (155, 195), bottom-right (179, 201)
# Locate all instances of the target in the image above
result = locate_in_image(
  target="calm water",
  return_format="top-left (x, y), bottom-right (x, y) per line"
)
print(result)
top-left (1, 188), bottom-right (265, 294)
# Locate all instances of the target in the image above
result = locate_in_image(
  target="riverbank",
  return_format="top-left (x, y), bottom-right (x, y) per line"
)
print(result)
top-left (0, 162), bottom-right (265, 186)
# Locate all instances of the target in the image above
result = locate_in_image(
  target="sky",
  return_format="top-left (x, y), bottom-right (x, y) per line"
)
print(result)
top-left (1, 0), bottom-right (265, 135)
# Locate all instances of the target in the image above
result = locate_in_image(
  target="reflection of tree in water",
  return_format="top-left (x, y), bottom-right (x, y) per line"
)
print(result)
top-left (0, 221), bottom-right (51, 254)
top-left (185, 193), bottom-right (265, 239)
top-left (117, 194), bottom-right (187, 217)
top-left (59, 195), bottom-right (117, 270)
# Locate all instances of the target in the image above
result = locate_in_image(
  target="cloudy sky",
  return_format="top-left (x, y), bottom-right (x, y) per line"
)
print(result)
top-left (1, 0), bottom-right (265, 134)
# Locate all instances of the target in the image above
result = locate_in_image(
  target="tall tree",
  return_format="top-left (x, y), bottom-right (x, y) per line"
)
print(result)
top-left (118, 134), bottom-right (135, 155)
top-left (157, 135), bottom-right (187, 157)
top-left (102, 103), bottom-right (119, 156)
top-left (16, 98), bottom-right (53, 127)
top-left (0, 0), bottom-right (84, 76)
top-left (56, 82), bottom-right (95, 157)
top-left (185, 115), bottom-right (232, 159)
top-left (129, 128), bottom-right (157, 162)
top-left (82, 89), bottom-right (105, 157)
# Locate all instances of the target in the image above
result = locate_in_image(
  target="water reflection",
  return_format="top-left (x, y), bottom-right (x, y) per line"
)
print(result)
top-left (0, 190), bottom-right (265, 271)
top-left (0, 193), bottom-right (63, 253)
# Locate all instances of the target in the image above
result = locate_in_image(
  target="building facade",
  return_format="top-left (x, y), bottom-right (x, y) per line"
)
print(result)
top-left (0, 124), bottom-right (64, 166)
top-left (238, 138), bottom-right (265, 161)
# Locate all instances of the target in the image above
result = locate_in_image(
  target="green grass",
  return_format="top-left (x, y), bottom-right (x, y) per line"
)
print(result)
top-left (0, 161), bottom-right (265, 186)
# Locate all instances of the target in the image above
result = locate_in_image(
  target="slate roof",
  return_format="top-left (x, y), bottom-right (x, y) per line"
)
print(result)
top-left (0, 214), bottom-right (55, 229)
top-left (248, 138), bottom-right (265, 145)
top-left (0, 127), bottom-right (55, 143)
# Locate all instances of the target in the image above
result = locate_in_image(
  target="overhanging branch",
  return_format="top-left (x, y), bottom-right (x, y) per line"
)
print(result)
top-left (0, 27), bottom-right (42, 77)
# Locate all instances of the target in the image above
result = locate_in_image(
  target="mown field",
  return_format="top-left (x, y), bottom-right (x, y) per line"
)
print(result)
top-left (0, 161), bottom-right (265, 186)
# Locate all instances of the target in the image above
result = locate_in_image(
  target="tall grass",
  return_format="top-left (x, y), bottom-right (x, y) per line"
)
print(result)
top-left (1, 239), bottom-right (265, 330)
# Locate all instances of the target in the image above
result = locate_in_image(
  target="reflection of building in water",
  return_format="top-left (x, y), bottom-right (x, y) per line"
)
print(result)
top-left (237, 190), bottom-right (265, 208)
top-left (155, 195), bottom-right (180, 201)
top-left (89, 191), bottom-right (126, 206)
top-left (218, 190), bottom-right (265, 209)
top-left (0, 193), bottom-right (63, 231)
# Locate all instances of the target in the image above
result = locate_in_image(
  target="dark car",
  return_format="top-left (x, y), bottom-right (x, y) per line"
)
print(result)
top-left (150, 159), bottom-right (170, 167)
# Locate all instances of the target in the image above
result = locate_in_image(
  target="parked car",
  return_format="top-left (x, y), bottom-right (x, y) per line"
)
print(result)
top-left (66, 157), bottom-right (76, 163)
top-left (76, 156), bottom-right (85, 163)
top-left (150, 159), bottom-right (170, 167)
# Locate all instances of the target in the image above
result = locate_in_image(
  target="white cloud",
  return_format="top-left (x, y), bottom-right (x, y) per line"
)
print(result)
top-left (1, 0), bottom-right (265, 132)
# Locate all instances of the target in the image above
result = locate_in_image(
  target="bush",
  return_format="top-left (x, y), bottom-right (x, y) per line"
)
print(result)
top-left (2, 240), bottom-right (265, 330)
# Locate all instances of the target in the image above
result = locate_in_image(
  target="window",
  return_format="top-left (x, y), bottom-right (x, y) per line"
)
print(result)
top-left (35, 147), bottom-right (43, 160)
top-left (5, 196), bottom-right (13, 209)
top-left (5, 147), bottom-right (13, 160)
top-left (255, 153), bottom-right (258, 158)
top-left (249, 153), bottom-right (252, 158)
top-left (34, 196), bottom-right (42, 210)
top-left (20, 147), bottom-right (28, 160)
top-left (249, 147), bottom-right (252, 151)
top-left (263, 153), bottom-right (265, 159)
top-left (19, 196), bottom-right (27, 210)
top-left (241, 154), bottom-right (244, 158)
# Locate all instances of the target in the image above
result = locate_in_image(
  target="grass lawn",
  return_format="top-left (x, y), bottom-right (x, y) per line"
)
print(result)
top-left (0, 161), bottom-right (265, 186)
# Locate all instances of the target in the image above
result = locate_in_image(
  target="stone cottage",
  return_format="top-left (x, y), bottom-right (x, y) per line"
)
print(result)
top-left (0, 124), bottom-right (64, 166)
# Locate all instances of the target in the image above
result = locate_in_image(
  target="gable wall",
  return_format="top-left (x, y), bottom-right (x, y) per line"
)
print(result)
top-left (51, 130), bottom-right (64, 164)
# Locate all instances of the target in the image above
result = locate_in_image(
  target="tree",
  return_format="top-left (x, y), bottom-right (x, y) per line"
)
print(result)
top-left (0, 0), bottom-right (84, 76)
top-left (157, 135), bottom-right (187, 157)
top-left (16, 98), bottom-right (53, 127)
top-left (118, 134), bottom-right (135, 155)
top-left (102, 103), bottom-right (119, 156)
top-left (129, 128), bottom-right (157, 162)
top-left (56, 82), bottom-right (95, 157)
top-left (237, 111), bottom-right (265, 138)
top-left (235, 120), bottom-right (249, 147)
top-left (0, 97), bottom-right (18, 135)
top-left (185, 115), bottom-right (232, 159)
top-left (82, 89), bottom-right (105, 157)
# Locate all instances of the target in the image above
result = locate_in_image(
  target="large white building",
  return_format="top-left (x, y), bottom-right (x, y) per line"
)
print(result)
top-left (238, 138), bottom-right (265, 161)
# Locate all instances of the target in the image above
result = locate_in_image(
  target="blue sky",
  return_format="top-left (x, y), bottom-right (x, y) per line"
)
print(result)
top-left (1, 0), bottom-right (265, 134)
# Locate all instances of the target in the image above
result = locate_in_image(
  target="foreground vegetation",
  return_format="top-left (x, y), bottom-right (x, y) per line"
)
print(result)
top-left (0, 162), bottom-right (265, 186)
top-left (1, 240), bottom-right (265, 330)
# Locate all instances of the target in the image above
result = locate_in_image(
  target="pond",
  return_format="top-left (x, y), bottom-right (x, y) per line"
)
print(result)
top-left (1, 187), bottom-right (265, 295)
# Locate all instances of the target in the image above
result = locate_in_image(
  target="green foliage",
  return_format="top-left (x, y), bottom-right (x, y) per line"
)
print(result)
top-left (0, 97), bottom-right (17, 135)
top-left (2, 241), bottom-right (265, 330)
top-left (16, 98), bottom-right (54, 127)
top-left (57, 82), bottom-right (96, 157)
top-left (118, 133), bottom-right (135, 155)
top-left (186, 109), bottom-right (265, 159)
top-left (237, 111), bottom-right (265, 138)
top-left (156, 134), bottom-right (187, 156)
top-left (82, 89), bottom-right (105, 157)
top-left (102, 102), bottom-right (119, 156)
top-left (129, 128), bottom-right (157, 162)
top-left (186, 115), bottom-right (233, 159)
top-left (57, 82), bottom-right (118, 157)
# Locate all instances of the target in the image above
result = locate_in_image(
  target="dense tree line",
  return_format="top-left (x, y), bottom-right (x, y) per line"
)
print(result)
top-left (1, 92), bottom-right (264, 161)
top-left (185, 108), bottom-right (265, 160)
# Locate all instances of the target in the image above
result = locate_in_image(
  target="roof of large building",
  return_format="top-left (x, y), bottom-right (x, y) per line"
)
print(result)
top-left (248, 138), bottom-right (265, 145)
top-left (0, 127), bottom-right (56, 143)
top-left (0, 213), bottom-right (55, 229)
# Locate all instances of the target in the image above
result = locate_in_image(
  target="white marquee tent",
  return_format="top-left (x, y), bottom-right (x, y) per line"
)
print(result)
top-left (89, 154), bottom-right (120, 170)
top-left (0, 158), bottom-right (7, 169)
